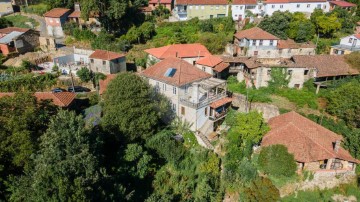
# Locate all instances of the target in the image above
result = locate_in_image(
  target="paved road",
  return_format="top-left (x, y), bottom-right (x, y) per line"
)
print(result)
top-left (21, 13), bottom-right (47, 36)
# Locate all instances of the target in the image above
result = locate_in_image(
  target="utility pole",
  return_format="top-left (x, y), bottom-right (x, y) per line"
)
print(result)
top-left (69, 64), bottom-right (75, 92)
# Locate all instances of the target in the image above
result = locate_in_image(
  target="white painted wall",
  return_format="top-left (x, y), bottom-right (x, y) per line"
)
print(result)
top-left (340, 35), bottom-right (360, 47)
top-left (264, 2), bottom-right (329, 16)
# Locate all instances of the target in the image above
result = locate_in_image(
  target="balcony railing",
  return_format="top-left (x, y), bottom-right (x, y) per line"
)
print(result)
top-left (180, 93), bottom-right (226, 109)
top-left (209, 108), bottom-right (229, 121)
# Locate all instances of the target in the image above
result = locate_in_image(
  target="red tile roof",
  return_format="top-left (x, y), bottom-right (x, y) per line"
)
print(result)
top-left (141, 57), bottom-right (212, 87)
top-left (0, 92), bottom-right (76, 107)
top-left (68, 10), bottom-right (81, 18)
top-left (89, 49), bottom-right (125, 61)
top-left (277, 39), bottom-right (316, 49)
top-left (262, 111), bottom-right (359, 163)
top-left (0, 27), bottom-right (29, 34)
top-left (145, 43), bottom-right (211, 59)
top-left (140, 6), bottom-right (153, 12)
top-left (291, 55), bottom-right (359, 77)
top-left (210, 97), bottom-right (232, 108)
top-left (213, 62), bottom-right (230, 72)
top-left (196, 55), bottom-right (223, 67)
top-left (44, 8), bottom-right (71, 18)
top-left (354, 34), bottom-right (360, 39)
top-left (232, 0), bottom-right (257, 4)
top-left (329, 1), bottom-right (356, 7)
top-left (234, 27), bottom-right (279, 40)
top-left (149, 0), bottom-right (172, 4)
top-left (99, 74), bottom-right (117, 95)
top-left (176, 0), bottom-right (228, 4)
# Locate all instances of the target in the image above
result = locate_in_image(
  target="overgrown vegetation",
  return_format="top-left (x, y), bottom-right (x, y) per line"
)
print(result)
top-left (4, 15), bottom-right (39, 29)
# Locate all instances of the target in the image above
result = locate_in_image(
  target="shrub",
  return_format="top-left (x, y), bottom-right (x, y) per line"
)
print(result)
top-left (242, 177), bottom-right (280, 202)
top-left (76, 67), bottom-right (92, 83)
top-left (258, 144), bottom-right (297, 177)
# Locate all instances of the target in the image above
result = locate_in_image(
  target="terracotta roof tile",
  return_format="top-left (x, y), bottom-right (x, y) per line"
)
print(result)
top-left (329, 1), bottom-right (356, 7)
top-left (213, 62), bottom-right (230, 72)
top-left (210, 97), bottom-right (232, 108)
top-left (141, 57), bottom-right (212, 87)
top-left (291, 55), bottom-right (359, 77)
top-left (261, 111), bottom-right (359, 163)
top-left (220, 56), bottom-right (261, 69)
top-left (176, 0), bottom-right (228, 4)
top-left (145, 43), bottom-right (211, 59)
top-left (99, 74), bottom-right (117, 95)
top-left (196, 55), bottom-right (223, 67)
top-left (232, 0), bottom-right (257, 4)
top-left (0, 27), bottom-right (29, 34)
top-left (68, 10), bottom-right (81, 18)
top-left (234, 27), bottom-right (279, 40)
top-left (0, 92), bottom-right (76, 107)
top-left (149, 0), bottom-right (172, 4)
top-left (89, 49), bottom-right (125, 61)
top-left (44, 8), bottom-right (71, 18)
top-left (277, 39), bottom-right (316, 49)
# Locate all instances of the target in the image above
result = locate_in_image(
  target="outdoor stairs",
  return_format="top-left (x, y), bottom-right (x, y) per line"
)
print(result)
top-left (196, 119), bottom-right (215, 150)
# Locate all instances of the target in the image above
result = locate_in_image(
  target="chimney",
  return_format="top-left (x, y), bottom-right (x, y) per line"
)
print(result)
top-left (175, 52), bottom-right (178, 58)
top-left (74, 2), bottom-right (81, 11)
top-left (334, 140), bottom-right (341, 153)
top-left (191, 82), bottom-right (200, 104)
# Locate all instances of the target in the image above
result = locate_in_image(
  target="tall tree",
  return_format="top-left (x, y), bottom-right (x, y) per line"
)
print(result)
top-left (259, 11), bottom-right (293, 39)
top-left (287, 12), bottom-right (315, 42)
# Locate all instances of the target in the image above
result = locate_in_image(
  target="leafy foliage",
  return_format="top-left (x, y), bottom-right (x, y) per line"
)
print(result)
top-left (76, 67), bottom-right (92, 82)
top-left (268, 68), bottom-right (290, 89)
top-left (258, 145), bottom-right (297, 177)
top-left (344, 52), bottom-right (360, 71)
top-left (242, 177), bottom-right (280, 202)
top-left (0, 18), bottom-right (13, 29)
top-left (259, 11), bottom-right (293, 39)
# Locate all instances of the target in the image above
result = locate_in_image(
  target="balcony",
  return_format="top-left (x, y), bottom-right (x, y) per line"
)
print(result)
top-left (180, 92), bottom-right (226, 109)
top-left (209, 108), bottom-right (229, 121)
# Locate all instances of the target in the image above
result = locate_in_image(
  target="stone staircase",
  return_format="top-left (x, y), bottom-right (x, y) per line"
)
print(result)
top-left (195, 119), bottom-right (215, 150)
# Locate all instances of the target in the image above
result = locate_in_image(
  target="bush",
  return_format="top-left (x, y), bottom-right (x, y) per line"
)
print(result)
top-left (242, 177), bottom-right (280, 202)
top-left (21, 3), bottom-right (50, 15)
top-left (76, 67), bottom-right (92, 83)
top-left (258, 145), bottom-right (297, 177)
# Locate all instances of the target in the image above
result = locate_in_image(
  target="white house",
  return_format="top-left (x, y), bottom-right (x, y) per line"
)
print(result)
top-left (141, 57), bottom-right (231, 134)
top-left (330, 34), bottom-right (360, 55)
top-left (262, 0), bottom-right (329, 16)
top-left (231, 0), bottom-right (262, 20)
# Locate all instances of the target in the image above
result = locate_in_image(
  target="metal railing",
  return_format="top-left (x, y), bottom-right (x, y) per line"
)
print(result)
top-left (180, 93), bottom-right (226, 109)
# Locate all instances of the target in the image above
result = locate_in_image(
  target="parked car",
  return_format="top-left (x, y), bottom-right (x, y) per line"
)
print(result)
top-left (51, 88), bottom-right (66, 93)
top-left (67, 86), bottom-right (91, 93)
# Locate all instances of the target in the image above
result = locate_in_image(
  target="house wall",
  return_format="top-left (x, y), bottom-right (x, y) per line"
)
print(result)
top-left (186, 4), bottom-right (229, 20)
top-left (264, 2), bottom-right (329, 16)
top-left (304, 161), bottom-right (321, 171)
top-left (0, 1), bottom-right (14, 16)
top-left (330, 47), bottom-right (353, 55)
top-left (45, 13), bottom-right (70, 38)
top-left (0, 44), bottom-right (11, 55)
top-left (39, 36), bottom-right (56, 51)
top-left (89, 57), bottom-right (126, 74)
top-left (231, 4), bottom-right (261, 20)
top-left (339, 35), bottom-right (360, 47)
top-left (195, 64), bottom-right (214, 75)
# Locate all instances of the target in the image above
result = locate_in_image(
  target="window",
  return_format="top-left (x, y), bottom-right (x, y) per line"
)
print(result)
top-left (254, 51), bottom-right (258, 55)
top-left (259, 5), bottom-right (262, 9)
top-left (288, 70), bottom-right (293, 75)
top-left (294, 84), bottom-right (300, 89)
top-left (297, 4), bottom-right (300, 8)
top-left (202, 67), bottom-right (206, 71)
top-left (349, 38), bottom-right (353, 43)
top-left (201, 6), bottom-right (204, 9)
top-left (172, 103), bottom-right (176, 111)
top-left (280, 5), bottom-right (283, 8)
top-left (185, 85), bottom-right (188, 93)
top-left (216, 6), bottom-right (219, 9)
top-left (307, 4), bottom-right (310, 8)
top-left (267, 69), bottom-right (271, 76)
top-left (259, 40), bottom-right (263, 46)
top-left (272, 5), bottom-right (275, 8)
top-left (323, 5), bottom-right (326, 9)
top-left (270, 40), bottom-right (274, 46)
top-left (304, 70), bottom-right (309, 75)
top-left (236, 6), bottom-right (239, 9)
top-left (102, 60), bottom-right (106, 65)
top-left (90, 59), bottom-right (94, 63)
top-left (173, 86), bottom-right (177, 94)
top-left (267, 51), bottom-right (270, 55)
top-left (195, 5), bottom-right (199, 9)
top-left (252, 40), bottom-right (256, 46)
top-left (288, 49), bottom-right (291, 53)
top-left (317, 4), bottom-right (321, 8)
top-left (162, 83), bottom-right (166, 91)
top-left (181, 106), bottom-right (185, 115)
top-left (240, 6), bottom-right (243, 9)
top-left (153, 3), bottom-right (156, 6)
top-left (299, 49), bottom-right (302, 52)
top-left (205, 107), bottom-right (208, 116)
top-left (235, 14), bottom-right (238, 17)
top-left (189, 6), bottom-right (193, 9)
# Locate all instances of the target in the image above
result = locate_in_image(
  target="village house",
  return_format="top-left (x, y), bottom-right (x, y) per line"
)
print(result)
top-left (0, 92), bottom-right (76, 108)
top-left (141, 57), bottom-right (231, 135)
top-left (68, 2), bottom-right (101, 29)
top-left (89, 49), bottom-right (126, 74)
top-left (0, 27), bottom-right (40, 56)
top-left (233, 27), bottom-right (316, 58)
top-left (0, 0), bottom-right (14, 17)
top-left (330, 34), bottom-right (360, 55)
top-left (44, 8), bottom-right (71, 38)
top-left (261, 0), bottom-right (329, 16)
top-left (223, 54), bottom-right (359, 89)
top-left (231, 0), bottom-right (261, 21)
top-left (195, 55), bottom-right (230, 79)
top-left (144, 43), bottom-right (211, 66)
top-left (329, 0), bottom-right (357, 11)
top-left (261, 111), bottom-right (359, 172)
top-left (148, 0), bottom-right (173, 11)
top-left (173, 0), bottom-right (229, 21)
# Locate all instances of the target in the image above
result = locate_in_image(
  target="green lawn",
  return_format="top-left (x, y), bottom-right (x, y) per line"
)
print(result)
top-left (5, 15), bottom-right (39, 29)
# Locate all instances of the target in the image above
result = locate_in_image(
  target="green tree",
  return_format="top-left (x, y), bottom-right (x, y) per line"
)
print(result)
top-left (8, 110), bottom-right (104, 201)
top-left (76, 67), bottom-right (92, 82)
top-left (258, 144), bottom-right (297, 177)
top-left (138, 22), bottom-right (156, 42)
top-left (287, 12), bottom-right (315, 42)
top-left (0, 18), bottom-right (13, 29)
top-left (259, 11), bottom-right (293, 39)
top-left (102, 72), bottom-right (160, 140)
top-left (311, 11), bottom-right (341, 37)
top-left (268, 68), bottom-right (290, 89)
top-left (242, 177), bottom-right (280, 202)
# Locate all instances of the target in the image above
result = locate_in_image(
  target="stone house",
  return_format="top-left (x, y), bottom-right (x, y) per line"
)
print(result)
top-left (68, 2), bottom-right (101, 28)
top-left (141, 57), bottom-right (231, 133)
top-left (234, 27), bottom-right (316, 58)
top-left (0, 0), bottom-right (13, 17)
top-left (0, 27), bottom-right (40, 56)
top-left (330, 34), bottom-right (360, 55)
top-left (261, 111), bottom-right (359, 172)
top-left (144, 43), bottom-right (211, 67)
top-left (89, 49), bottom-right (126, 74)
top-left (195, 55), bottom-right (230, 79)
top-left (44, 8), bottom-right (71, 38)
top-left (173, 0), bottom-right (229, 21)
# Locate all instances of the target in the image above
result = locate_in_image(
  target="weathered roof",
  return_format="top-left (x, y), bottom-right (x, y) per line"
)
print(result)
top-left (0, 92), bottom-right (76, 107)
top-left (0, 27), bottom-right (29, 34)
top-left (261, 111), bottom-right (359, 163)
top-left (44, 8), bottom-right (70, 18)
top-left (210, 97), bottom-right (232, 108)
top-left (277, 39), bottom-right (316, 49)
top-left (68, 10), bottom-right (81, 18)
top-left (291, 55), bottom-right (359, 77)
top-left (141, 57), bottom-right (212, 87)
top-left (232, 0), bottom-right (257, 4)
top-left (234, 27), bottom-right (279, 40)
top-left (220, 56), bottom-right (261, 69)
top-left (329, 1), bottom-right (356, 7)
top-left (196, 55), bottom-right (223, 67)
top-left (145, 43), bottom-right (211, 59)
top-left (89, 49), bottom-right (125, 61)
top-left (0, 31), bottom-right (23, 44)
top-left (213, 62), bottom-right (230, 72)
top-left (149, 0), bottom-right (172, 4)
top-left (99, 74), bottom-right (117, 95)
top-left (176, 0), bottom-right (228, 5)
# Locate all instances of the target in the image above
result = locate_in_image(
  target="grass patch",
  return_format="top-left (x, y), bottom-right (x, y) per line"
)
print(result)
top-left (5, 15), bottom-right (39, 29)
top-left (21, 3), bottom-right (50, 15)
top-left (267, 171), bottom-right (299, 188)
top-left (275, 88), bottom-right (318, 109)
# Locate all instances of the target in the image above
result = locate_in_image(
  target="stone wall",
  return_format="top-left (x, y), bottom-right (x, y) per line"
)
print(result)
top-left (232, 93), bottom-right (280, 121)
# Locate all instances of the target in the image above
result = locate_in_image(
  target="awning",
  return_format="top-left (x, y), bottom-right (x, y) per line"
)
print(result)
top-left (199, 77), bottom-right (226, 89)
top-left (210, 97), bottom-right (232, 108)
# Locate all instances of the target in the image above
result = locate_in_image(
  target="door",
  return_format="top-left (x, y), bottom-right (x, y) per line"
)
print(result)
top-left (210, 15), bottom-right (213, 19)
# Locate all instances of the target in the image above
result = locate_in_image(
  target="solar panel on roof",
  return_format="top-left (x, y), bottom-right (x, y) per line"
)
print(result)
top-left (164, 68), bottom-right (176, 77)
